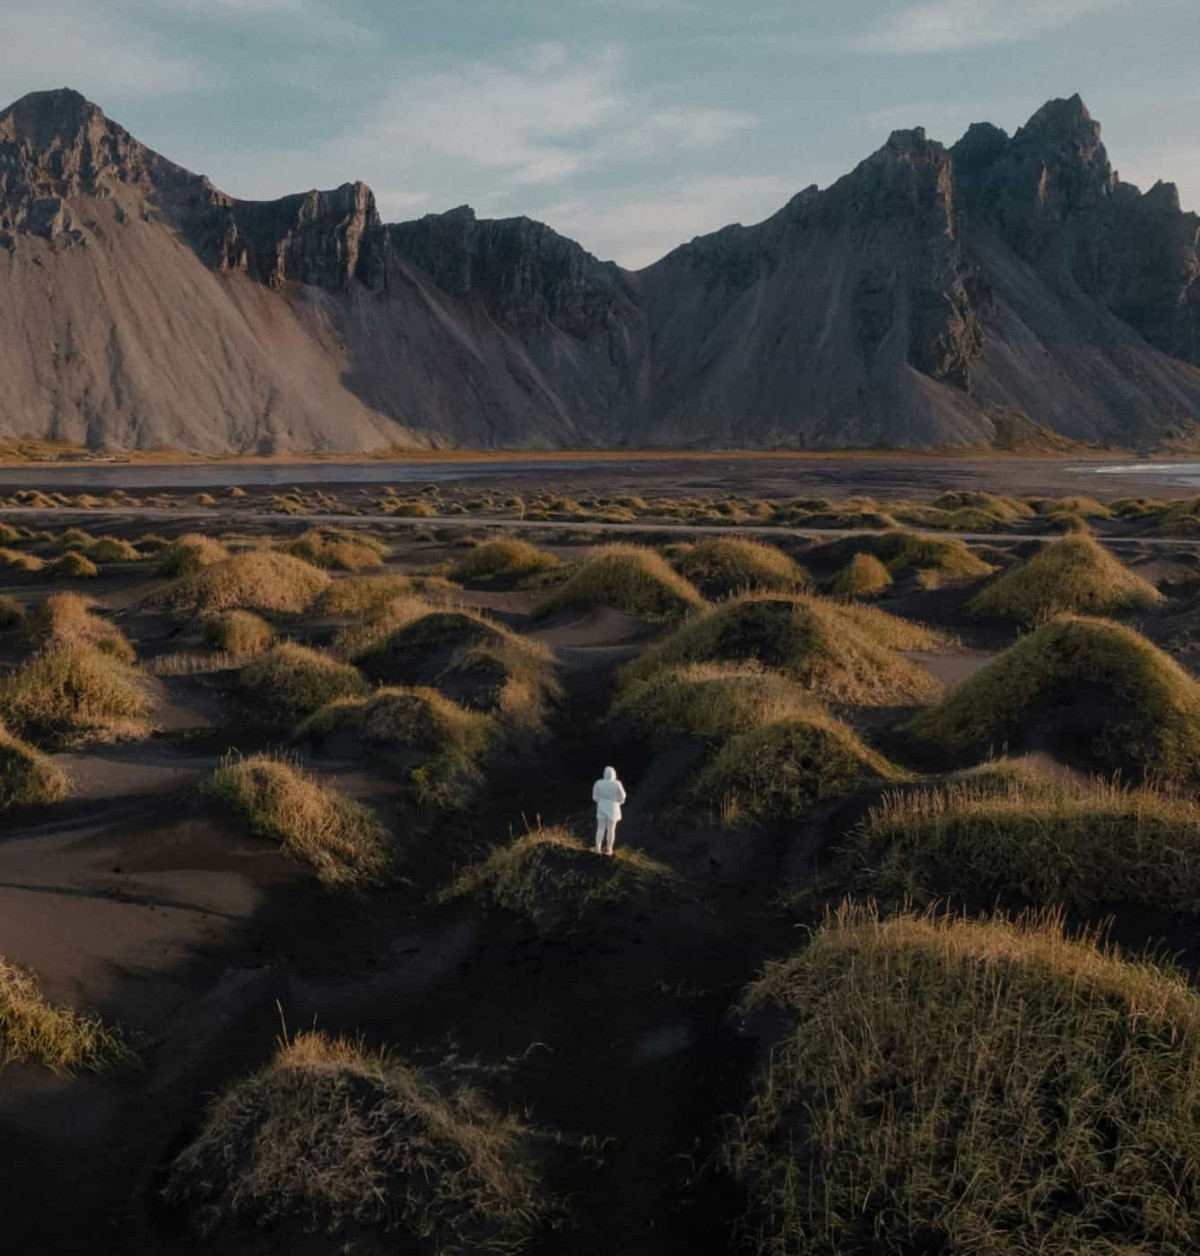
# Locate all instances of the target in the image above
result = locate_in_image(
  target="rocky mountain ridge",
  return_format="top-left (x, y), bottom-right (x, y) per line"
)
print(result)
top-left (0, 87), bottom-right (1197, 451)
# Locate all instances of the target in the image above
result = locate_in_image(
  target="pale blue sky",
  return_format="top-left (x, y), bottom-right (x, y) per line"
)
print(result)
top-left (2, 0), bottom-right (1196, 266)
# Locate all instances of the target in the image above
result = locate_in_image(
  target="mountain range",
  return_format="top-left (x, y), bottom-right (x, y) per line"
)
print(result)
top-left (0, 87), bottom-right (1197, 453)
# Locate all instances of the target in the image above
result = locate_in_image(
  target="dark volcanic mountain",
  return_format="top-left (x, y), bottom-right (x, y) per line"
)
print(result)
top-left (1, 87), bottom-right (1197, 452)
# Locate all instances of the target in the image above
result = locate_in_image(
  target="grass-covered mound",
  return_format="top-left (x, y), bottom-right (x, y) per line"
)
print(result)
top-left (443, 825), bottom-right (681, 931)
top-left (853, 766), bottom-right (1200, 915)
top-left (0, 596), bottom-right (23, 630)
top-left (286, 528), bottom-right (387, 572)
top-left (297, 687), bottom-right (493, 806)
top-left (612, 663), bottom-right (817, 745)
top-left (207, 754), bottom-right (391, 886)
top-left (200, 610), bottom-right (275, 656)
top-left (240, 643), bottom-right (367, 719)
top-left (535, 544), bottom-right (704, 623)
top-left (968, 533), bottom-right (1163, 623)
top-left (49, 551), bottom-right (98, 580)
top-left (688, 711), bottom-right (902, 826)
top-left (318, 574), bottom-right (413, 616)
top-left (827, 552), bottom-right (892, 599)
top-left (164, 1030), bottom-right (546, 1249)
top-left (0, 720), bottom-right (69, 806)
top-left (670, 537), bottom-right (809, 600)
top-left (729, 903), bottom-right (1200, 1256)
top-left (332, 593), bottom-right (432, 659)
top-left (0, 645), bottom-right (151, 745)
top-left (155, 551), bottom-right (331, 618)
top-left (28, 593), bottom-right (135, 662)
top-left (81, 535), bottom-right (141, 563)
top-left (156, 532), bottom-right (229, 578)
top-left (906, 616), bottom-right (1200, 785)
top-left (0, 547), bottom-right (43, 573)
top-left (621, 595), bottom-right (943, 707)
top-left (453, 538), bottom-right (559, 584)
top-left (1, 956), bottom-right (131, 1072)
top-left (352, 609), bottom-right (561, 729)
top-left (812, 530), bottom-right (993, 588)
top-left (930, 490), bottom-right (1035, 524)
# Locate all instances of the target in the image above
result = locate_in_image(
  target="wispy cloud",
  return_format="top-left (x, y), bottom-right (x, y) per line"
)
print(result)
top-left (854, 0), bottom-right (1119, 54)
top-left (339, 43), bottom-right (754, 201)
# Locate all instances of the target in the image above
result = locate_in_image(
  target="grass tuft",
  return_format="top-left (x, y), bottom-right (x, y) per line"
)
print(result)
top-left (453, 538), bottom-right (559, 584)
top-left (969, 533), bottom-right (1163, 623)
top-left (200, 610), bottom-right (275, 656)
top-left (154, 551), bottom-right (332, 618)
top-left (671, 537), bottom-right (809, 600)
top-left (239, 643), bottom-right (367, 719)
top-left (206, 753), bottom-right (391, 886)
top-left (728, 901), bottom-right (1200, 1255)
top-left (827, 552), bottom-right (892, 599)
top-left (535, 544), bottom-right (704, 623)
top-left (49, 551), bottom-right (98, 580)
top-left (28, 593), bottom-right (135, 662)
top-left (0, 719), bottom-right (70, 806)
top-left (155, 533), bottom-right (229, 578)
top-left (164, 1029), bottom-right (546, 1249)
top-left (318, 574), bottom-right (414, 616)
top-left (286, 528), bottom-right (387, 572)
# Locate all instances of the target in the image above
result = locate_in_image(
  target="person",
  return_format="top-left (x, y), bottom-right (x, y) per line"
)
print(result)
top-left (592, 766), bottom-right (627, 856)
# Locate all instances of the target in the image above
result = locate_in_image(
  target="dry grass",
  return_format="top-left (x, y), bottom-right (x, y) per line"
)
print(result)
top-left (332, 594), bottom-right (432, 658)
top-left (671, 537), bottom-right (809, 600)
top-left (0, 719), bottom-right (69, 806)
top-left (0, 596), bottom-right (24, 630)
top-left (907, 615), bottom-right (1200, 785)
top-left (969, 533), bottom-right (1163, 623)
top-left (298, 686), bottom-right (494, 806)
top-left (453, 538), bottom-right (559, 583)
top-left (200, 610), bottom-right (275, 656)
top-left (443, 825), bottom-right (681, 930)
top-left (1, 957), bottom-right (131, 1072)
top-left (239, 643), bottom-right (367, 719)
top-left (827, 552), bottom-right (892, 599)
top-left (535, 544), bottom-right (704, 623)
top-left (49, 551), bottom-right (98, 580)
top-left (0, 547), bottom-right (43, 573)
top-left (28, 593), bottom-right (135, 662)
top-left (621, 595), bottom-right (943, 707)
top-left (814, 530), bottom-right (993, 588)
top-left (82, 535), bottom-right (142, 563)
top-left (206, 753), bottom-right (391, 886)
top-left (318, 574), bottom-right (413, 616)
top-left (688, 710), bottom-right (902, 825)
top-left (612, 662), bottom-right (818, 744)
top-left (154, 551), bottom-right (332, 618)
top-left (853, 767), bottom-right (1200, 914)
top-left (0, 645), bottom-right (152, 745)
top-left (156, 532), bottom-right (229, 578)
top-left (164, 1029), bottom-right (546, 1250)
top-left (286, 528), bottom-right (388, 572)
top-left (728, 901), bottom-right (1200, 1255)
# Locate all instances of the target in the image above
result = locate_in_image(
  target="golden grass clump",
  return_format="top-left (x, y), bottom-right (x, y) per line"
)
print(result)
top-left (0, 645), bottom-right (151, 745)
top-left (0, 719), bottom-right (69, 806)
top-left (0, 547), bottom-right (43, 572)
top-left (1, 957), bottom-right (131, 1072)
top-left (200, 610), bottom-right (275, 656)
top-left (28, 593), bottom-right (135, 662)
top-left (82, 535), bottom-right (141, 563)
top-left (155, 532), bottom-right (229, 577)
top-left (52, 527), bottom-right (93, 553)
top-left (207, 753), bottom-right (391, 886)
top-left (622, 595), bottom-right (943, 707)
top-left (332, 593), bottom-right (431, 658)
top-left (968, 533), bottom-right (1163, 623)
top-left (827, 552), bottom-right (892, 599)
top-left (49, 551), bottom-right (98, 579)
top-left (353, 608), bottom-right (561, 730)
top-left (535, 543), bottom-right (704, 623)
top-left (286, 528), bottom-right (387, 572)
top-left (853, 766), bottom-right (1200, 915)
top-left (239, 643), bottom-right (367, 719)
top-left (155, 550), bottom-right (332, 618)
top-left (317, 574), bottom-right (413, 616)
top-left (164, 1029), bottom-right (546, 1249)
top-left (907, 615), bottom-right (1200, 785)
top-left (443, 825), bottom-right (681, 931)
top-left (453, 537), bottom-right (560, 583)
top-left (688, 710), bottom-right (902, 826)
top-left (612, 663), bottom-right (817, 744)
top-left (298, 686), bottom-right (493, 806)
top-left (728, 901), bottom-right (1200, 1256)
top-left (671, 537), bottom-right (809, 600)
top-left (929, 490), bottom-right (1035, 523)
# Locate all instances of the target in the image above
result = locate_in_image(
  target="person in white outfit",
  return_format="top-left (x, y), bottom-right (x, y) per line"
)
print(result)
top-left (592, 766), bottom-right (627, 856)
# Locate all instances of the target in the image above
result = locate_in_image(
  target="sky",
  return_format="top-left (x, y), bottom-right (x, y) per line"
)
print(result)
top-left (0, 0), bottom-right (1196, 267)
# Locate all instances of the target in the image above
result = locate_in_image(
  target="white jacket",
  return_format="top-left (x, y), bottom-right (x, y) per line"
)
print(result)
top-left (592, 767), bottom-right (627, 821)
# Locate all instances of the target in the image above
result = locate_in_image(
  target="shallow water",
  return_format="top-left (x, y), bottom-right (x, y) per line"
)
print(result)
top-left (1084, 462), bottom-right (1200, 487)
top-left (0, 458), bottom-right (600, 490)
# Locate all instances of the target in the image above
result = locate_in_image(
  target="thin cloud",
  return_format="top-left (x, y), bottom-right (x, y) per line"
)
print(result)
top-left (855, 0), bottom-right (1119, 54)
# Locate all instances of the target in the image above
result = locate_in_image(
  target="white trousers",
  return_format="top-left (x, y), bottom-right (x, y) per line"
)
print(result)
top-left (595, 815), bottom-right (618, 855)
